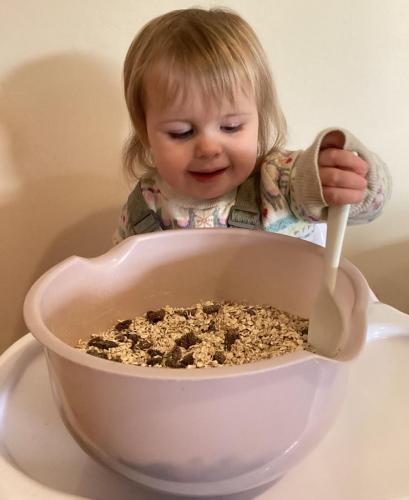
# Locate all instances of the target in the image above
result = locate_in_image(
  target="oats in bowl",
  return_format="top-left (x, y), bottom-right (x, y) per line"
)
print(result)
top-left (76, 301), bottom-right (314, 368)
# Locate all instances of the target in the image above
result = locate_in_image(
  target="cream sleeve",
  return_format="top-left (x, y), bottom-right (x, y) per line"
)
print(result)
top-left (289, 127), bottom-right (392, 224)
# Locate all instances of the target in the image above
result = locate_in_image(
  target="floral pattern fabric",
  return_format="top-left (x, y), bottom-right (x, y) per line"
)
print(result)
top-left (113, 128), bottom-right (391, 246)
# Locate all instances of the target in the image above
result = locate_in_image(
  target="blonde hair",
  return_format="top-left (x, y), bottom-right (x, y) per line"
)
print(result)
top-left (123, 7), bottom-right (287, 178)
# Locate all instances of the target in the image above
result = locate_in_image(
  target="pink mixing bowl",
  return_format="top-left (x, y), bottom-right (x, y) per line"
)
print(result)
top-left (23, 229), bottom-right (368, 496)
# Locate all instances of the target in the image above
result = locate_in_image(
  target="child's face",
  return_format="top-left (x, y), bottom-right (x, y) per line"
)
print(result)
top-left (144, 80), bottom-right (259, 200)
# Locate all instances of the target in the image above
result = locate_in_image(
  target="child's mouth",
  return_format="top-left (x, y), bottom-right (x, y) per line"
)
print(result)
top-left (189, 167), bottom-right (228, 182)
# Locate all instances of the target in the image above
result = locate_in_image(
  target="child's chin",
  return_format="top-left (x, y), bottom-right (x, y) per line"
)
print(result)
top-left (189, 181), bottom-right (237, 201)
top-left (192, 187), bottom-right (231, 200)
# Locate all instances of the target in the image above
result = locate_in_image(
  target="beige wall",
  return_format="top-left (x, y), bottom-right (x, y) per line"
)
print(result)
top-left (1, 0), bottom-right (408, 353)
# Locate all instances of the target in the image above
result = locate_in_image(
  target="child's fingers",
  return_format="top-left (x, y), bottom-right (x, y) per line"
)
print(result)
top-left (319, 136), bottom-right (369, 205)
top-left (322, 186), bottom-right (365, 205)
top-left (320, 165), bottom-right (367, 205)
top-left (319, 166), bottom-right (368, 191)
top-left (319, 148), bottom-right (369, 177)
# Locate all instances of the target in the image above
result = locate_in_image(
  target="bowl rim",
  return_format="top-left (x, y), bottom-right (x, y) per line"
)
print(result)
top-left (23, 228), bottom-right (368, 380)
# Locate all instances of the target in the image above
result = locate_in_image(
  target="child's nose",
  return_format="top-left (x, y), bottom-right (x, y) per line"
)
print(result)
top-left (195, 135), bottom-right (222, 159)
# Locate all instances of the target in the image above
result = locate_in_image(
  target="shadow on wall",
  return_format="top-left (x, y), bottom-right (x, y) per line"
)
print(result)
top-left (351, 240), bottom-right (409, 314)
top-left (0, 53), bottom-right (129, 352)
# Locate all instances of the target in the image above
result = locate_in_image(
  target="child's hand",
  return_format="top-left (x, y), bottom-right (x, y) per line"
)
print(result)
top-left (319, 131), bottom-right (368, 205)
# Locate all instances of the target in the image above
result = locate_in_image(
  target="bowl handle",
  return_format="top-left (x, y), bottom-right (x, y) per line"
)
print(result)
top-left (367, 302), bottom-right (409, 341)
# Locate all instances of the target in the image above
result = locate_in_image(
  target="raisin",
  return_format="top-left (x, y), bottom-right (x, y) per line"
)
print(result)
top-left (164, 345), bottom-right (182, 368)
top-left (300, 325), bottom-right (308, 335)
top-left (88, 338), bottom-right (118, 350)
top-left (87, 335), bottom-right (102, 343)
top-left (147, 355), bottom-right (163, 366)
top-left (164, 358), bottom-right (178, 369)
top-left (137, 339), bottom-right (152, 350)
top-left (125, 333), bottom-right (140, 345)
top-left (147, 348), bottom-right (163, 357)
top-left (224, 329), bottom-right (240, 351)
top-left (203, 304), bottom-right (220, 314)
top-left (87, 349), bottom-right (108, 359)
top-left (206, 320), bottom-right (216, 332)
top-left (180, 352), bottom-right (194, 367)
top-left (175, 309), bottom-right (186, 318)
top-left (246, 307), bottom-right (257, 316)
top-left (213, 351), bottom-right (226, 364)
top-left (175, 309), bottom-right (188, 318)
top-left (175, 331), bottom-right (201, 349)
top-left (114, 334), bottom-right (127, 342)
top-left (146, 309), bottom-right (166, 323)
top-left (115, 319), bottom-right (132, 331)
top-left (175, 308), bottom-right (197, 318)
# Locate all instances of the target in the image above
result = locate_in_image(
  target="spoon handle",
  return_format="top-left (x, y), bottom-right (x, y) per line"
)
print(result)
top-left (324, 204), bottom-right (350, 292)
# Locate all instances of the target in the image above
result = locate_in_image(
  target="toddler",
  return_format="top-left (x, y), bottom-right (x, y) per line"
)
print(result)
top-left (114, 7), bottom-right (391, 244)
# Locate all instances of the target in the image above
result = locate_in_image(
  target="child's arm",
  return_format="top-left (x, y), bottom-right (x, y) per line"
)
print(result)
top-left (287, 128), bottom-right (392, 224)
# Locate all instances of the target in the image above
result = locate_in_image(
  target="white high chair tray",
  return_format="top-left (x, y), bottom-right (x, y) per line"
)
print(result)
top-left (1, 302), bottom-right (408, 500)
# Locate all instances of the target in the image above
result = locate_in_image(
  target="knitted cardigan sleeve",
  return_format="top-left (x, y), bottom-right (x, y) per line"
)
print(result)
top-left (266, 128), bottom-right (392, 224)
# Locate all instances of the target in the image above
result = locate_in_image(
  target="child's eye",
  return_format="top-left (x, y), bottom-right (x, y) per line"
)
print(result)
top-left (168, 129), bottom-right (193, 140)
top-left (221, 124), bottom-right (242, 133)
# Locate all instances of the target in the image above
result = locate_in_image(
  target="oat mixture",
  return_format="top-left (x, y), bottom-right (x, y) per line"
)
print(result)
top-left (76, 301), bottom-right (313, 368)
